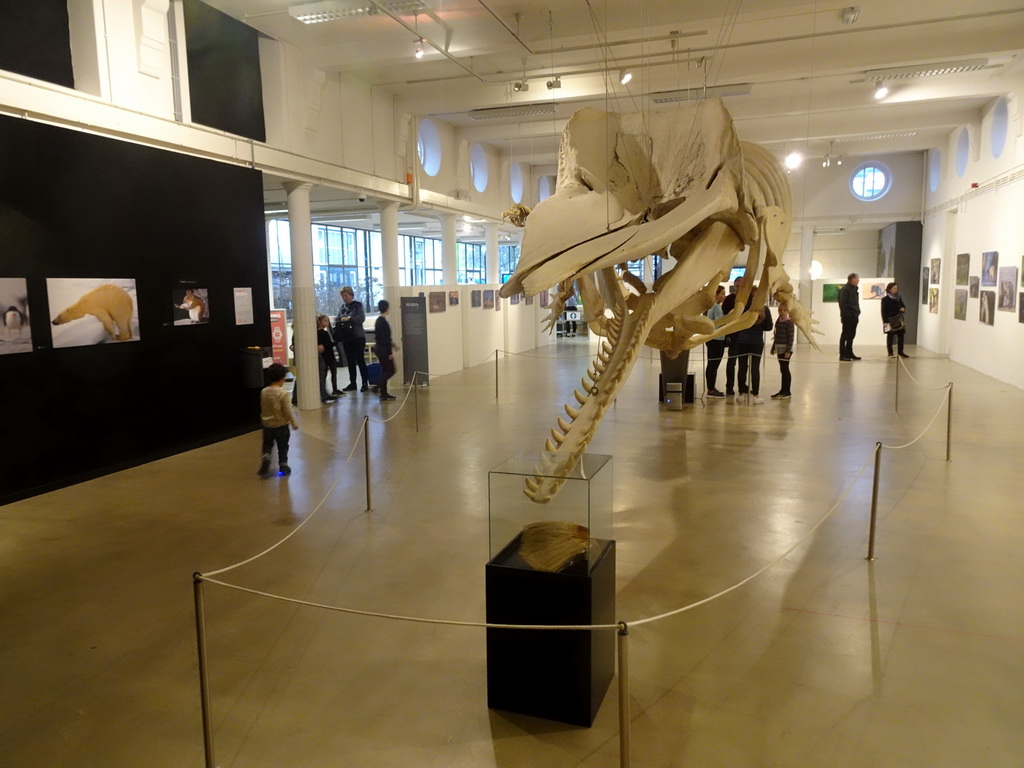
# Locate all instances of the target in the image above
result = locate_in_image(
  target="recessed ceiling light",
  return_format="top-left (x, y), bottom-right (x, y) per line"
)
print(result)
top-left (784, 151), bottom-right (803, 170)
top-left (619, 70), bottom-right (632, 85)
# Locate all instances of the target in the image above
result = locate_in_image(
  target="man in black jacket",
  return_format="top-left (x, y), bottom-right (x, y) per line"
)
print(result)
top-left (838, 273), bottom-right (861, 361)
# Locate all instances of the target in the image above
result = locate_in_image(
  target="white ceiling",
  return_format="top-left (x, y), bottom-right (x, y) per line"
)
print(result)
top-left (227, 0), bottom-right (1024, 236)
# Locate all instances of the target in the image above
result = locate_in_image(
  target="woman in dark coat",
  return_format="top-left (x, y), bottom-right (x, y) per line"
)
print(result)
top-left (335, 286), bottom-right (369, 391)
top-left (881, 282), bottom-right (909, 358)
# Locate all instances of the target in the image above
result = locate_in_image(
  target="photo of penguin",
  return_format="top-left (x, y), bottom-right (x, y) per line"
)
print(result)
top-left (0, 277), bottom-right (32, 355)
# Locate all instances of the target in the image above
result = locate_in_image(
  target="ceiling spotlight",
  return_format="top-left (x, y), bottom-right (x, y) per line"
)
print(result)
top-left (512, 81), bottom-right (529, 92)
top-left (619, 70), bottom-right (632, 85)
top-left (784, 151), bottom-right (803, 170)
top-left (414, 38), bottom-right (424, 59)
top-left (546, 76), bottom-right (561, 90)
top-left (873, 80), bottom-right (889, 100)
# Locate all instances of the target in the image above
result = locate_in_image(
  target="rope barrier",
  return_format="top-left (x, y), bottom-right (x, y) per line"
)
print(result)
top-left (897, 356), bottom-right (954, 390)
top-left (880, 385), bottom-right (952, 450)
top-left (204, 426), bottom-right (367, 578)
top-left (199, 576), bottom-right (621, 631)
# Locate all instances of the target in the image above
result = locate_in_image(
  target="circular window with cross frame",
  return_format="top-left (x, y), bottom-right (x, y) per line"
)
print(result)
top-left (849, 161), bottom-right (892, 202)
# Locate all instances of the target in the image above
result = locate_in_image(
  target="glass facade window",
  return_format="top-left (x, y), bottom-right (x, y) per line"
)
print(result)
top-left (266, 219), bottom-right (384, 316)
top-left (499, 244), bottom-right (520, 283)
top-left (458, 242), bottom-right (487, 283)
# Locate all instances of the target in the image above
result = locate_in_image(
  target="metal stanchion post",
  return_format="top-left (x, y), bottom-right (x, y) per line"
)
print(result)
top-left (867, 442), bottom-right (882, 561)
top-left (895, 356), bottom-right (900, 413)
top-left (413, 371), bottom-right (420, 432)
top-left (193, 574), bottom-right (216, 768)
top-left (946, 382), bottom-right (953, 462)
top-left (363, 415), bottom-right (372, 513)
top-left (494, 348), bottom-right (499, 400)
top-left (617, 623), bottom-right (631, 768)
top-left (745, 353), bottom-right (752, 405)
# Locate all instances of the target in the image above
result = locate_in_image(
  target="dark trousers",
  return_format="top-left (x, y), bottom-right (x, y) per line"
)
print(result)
top-left (840, 316), bottom-right (859, 358)
top-left (378, 354), bottom-right (396, 397)
top-left (261, 425), bottom-right (290, 466)
top-left (734, 344), bottom-right (763, 395)
top-left (321, 353), bottom-right (338, 393)
top-left (778, 356), bottom-right (792, 395)
top-left (886, 329), bottom-right (905, 355)
top-left (705, 339), bottom-right (725, 392)
top-left (342, 339), bottom-right (368, 386)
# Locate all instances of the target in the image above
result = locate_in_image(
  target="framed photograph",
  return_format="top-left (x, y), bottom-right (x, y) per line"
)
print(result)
top-left (483, 289), bottom-right (494, 310)
top-left (1021, 256), bottom-right (1024, 287)
top-left (981, 251), bottom-right (998, 286)
top-left (47, 278), bottom-right (139, 348)
top-left (539, 290), bottom-right (549, 307)
top-left (428, 291), bottom-right (446, 313)
top-left (998, 266), bottom-right (1018, 312)
top-left (860, 282), bottom-right (886, 300)
top-left (928, 288), bottom-right (939, 314)
top-left (955, 253), bottom-right (970, 285)
top-left (525, 294), bottom-right (534, 305)
top-left (495, 293), bottom-right (502, 311)
top-left (510, 293), bottom-right (520, 305)
top-left (953, 289), bottom-right (968, 321)
top-left (921, 267), bottom-right (929, 304)
top-left (1019, 294), bottom-right (1024, 324)
top-left (969, 276), bottom-right (980, 298)
top-left (448, 290), bottom-right (459, 306)
top-left (172, 287), bottom-right (209, 325)
top-left (471, 290), bottom-right (482, 308)
top-left (930, 258), bottom-right (941, 284)
top-left (979, 290), bottom-right (995, 325)
top-left (0, 277), bottom-right (32, 355)
top-left (822, 283), bottom-right (842, 303)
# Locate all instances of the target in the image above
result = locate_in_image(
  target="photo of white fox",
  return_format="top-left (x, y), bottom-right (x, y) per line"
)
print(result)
top-left (0, 277), bottom-right (32, 355)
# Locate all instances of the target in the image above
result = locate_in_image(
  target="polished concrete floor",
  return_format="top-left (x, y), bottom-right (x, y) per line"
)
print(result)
top-left (2, 339), bottom-right (1022, 768)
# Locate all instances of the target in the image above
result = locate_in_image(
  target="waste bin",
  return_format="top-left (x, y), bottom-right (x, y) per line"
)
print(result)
top-left (665, 381), bottom-right (683, 411)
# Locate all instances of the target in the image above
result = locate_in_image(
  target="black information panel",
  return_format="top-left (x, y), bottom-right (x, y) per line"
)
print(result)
top-left (400, 295), bottom-right (428, 386)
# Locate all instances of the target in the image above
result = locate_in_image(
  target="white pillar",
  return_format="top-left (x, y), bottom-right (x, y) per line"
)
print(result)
top-left (284, 181), bottom-right (320, 411)
top-left (440, 213), bottom-right (458, 285)
top-left (485, 222), bottom-right (499, 284)
top-left (379, 201), bottom-right (400, 289)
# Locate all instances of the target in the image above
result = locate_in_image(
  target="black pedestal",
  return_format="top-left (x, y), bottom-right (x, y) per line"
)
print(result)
top-left (485, 537), bottom-right (616, 727)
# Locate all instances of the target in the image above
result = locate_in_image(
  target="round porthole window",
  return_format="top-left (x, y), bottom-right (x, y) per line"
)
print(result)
top-left (955, 126), bottom-right (969, 178)
top-left (928, 149), bottom-right (941, 193)
top-left (417, 118), bottom-right (442, 177)
top-left (991, 97), bottom-right (1009, 159)
top-left (849, 161), bottom-right (892, 201)
top-left (471, 143), bottom-right (489, 193)
top-left (509, 162), bottom-right (524, 204)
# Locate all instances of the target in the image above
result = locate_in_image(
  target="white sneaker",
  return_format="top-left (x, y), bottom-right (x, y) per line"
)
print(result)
top-left (751, 395), bottom-right (764, 404)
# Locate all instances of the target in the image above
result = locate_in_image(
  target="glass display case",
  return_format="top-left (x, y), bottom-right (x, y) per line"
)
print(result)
top-left (488, 451), bottom-right (612, 575)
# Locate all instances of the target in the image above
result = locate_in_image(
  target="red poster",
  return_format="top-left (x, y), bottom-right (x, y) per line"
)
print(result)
top-left (270, 309), bottom-right (288, 366)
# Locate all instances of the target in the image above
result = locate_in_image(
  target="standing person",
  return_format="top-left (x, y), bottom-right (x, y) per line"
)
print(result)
top-left (374, 299), bottom-right (398, 402)
top-left (733, 304), bottom-right (773, 404)
top-left (335, 286), bottom-right (369, 392)
top-left (258, 363), bottom-right (299, 477)
top-left (838, 273), bottom-right (861, 361)
top-left (705, 285), bottom-right (727, 398)
top-left (771, 305), bottom-right (795, 399)
top-left (316, 315), bottom-right (341, 402)
top-left (722, 276), bottom-right (743, 396)
top-left (881, 282), bottom-right (909, 358)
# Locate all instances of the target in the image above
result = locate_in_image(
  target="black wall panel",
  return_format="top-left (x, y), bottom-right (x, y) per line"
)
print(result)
top-left (0, 115), bottom-right (270, 505)
top-left (184, 0), bottom-right (266, 142)
top-left (0, 0), bottom-right (75, 88)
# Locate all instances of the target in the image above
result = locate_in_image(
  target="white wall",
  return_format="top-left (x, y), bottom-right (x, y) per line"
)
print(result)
top-left (808, 229), bottom-right (880, 281)
top-left (460, 285), bottom-right (506, 368)
top-left (809, 277), bottom-right (894, 350)
top-left (920, 84), bottom-right (1024, 389)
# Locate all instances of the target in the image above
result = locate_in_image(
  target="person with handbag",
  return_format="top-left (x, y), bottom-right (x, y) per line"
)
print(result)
top-left (335, 286), bottom-right (370, 392)
top-left (881, 282), bottom-right (909, 358)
